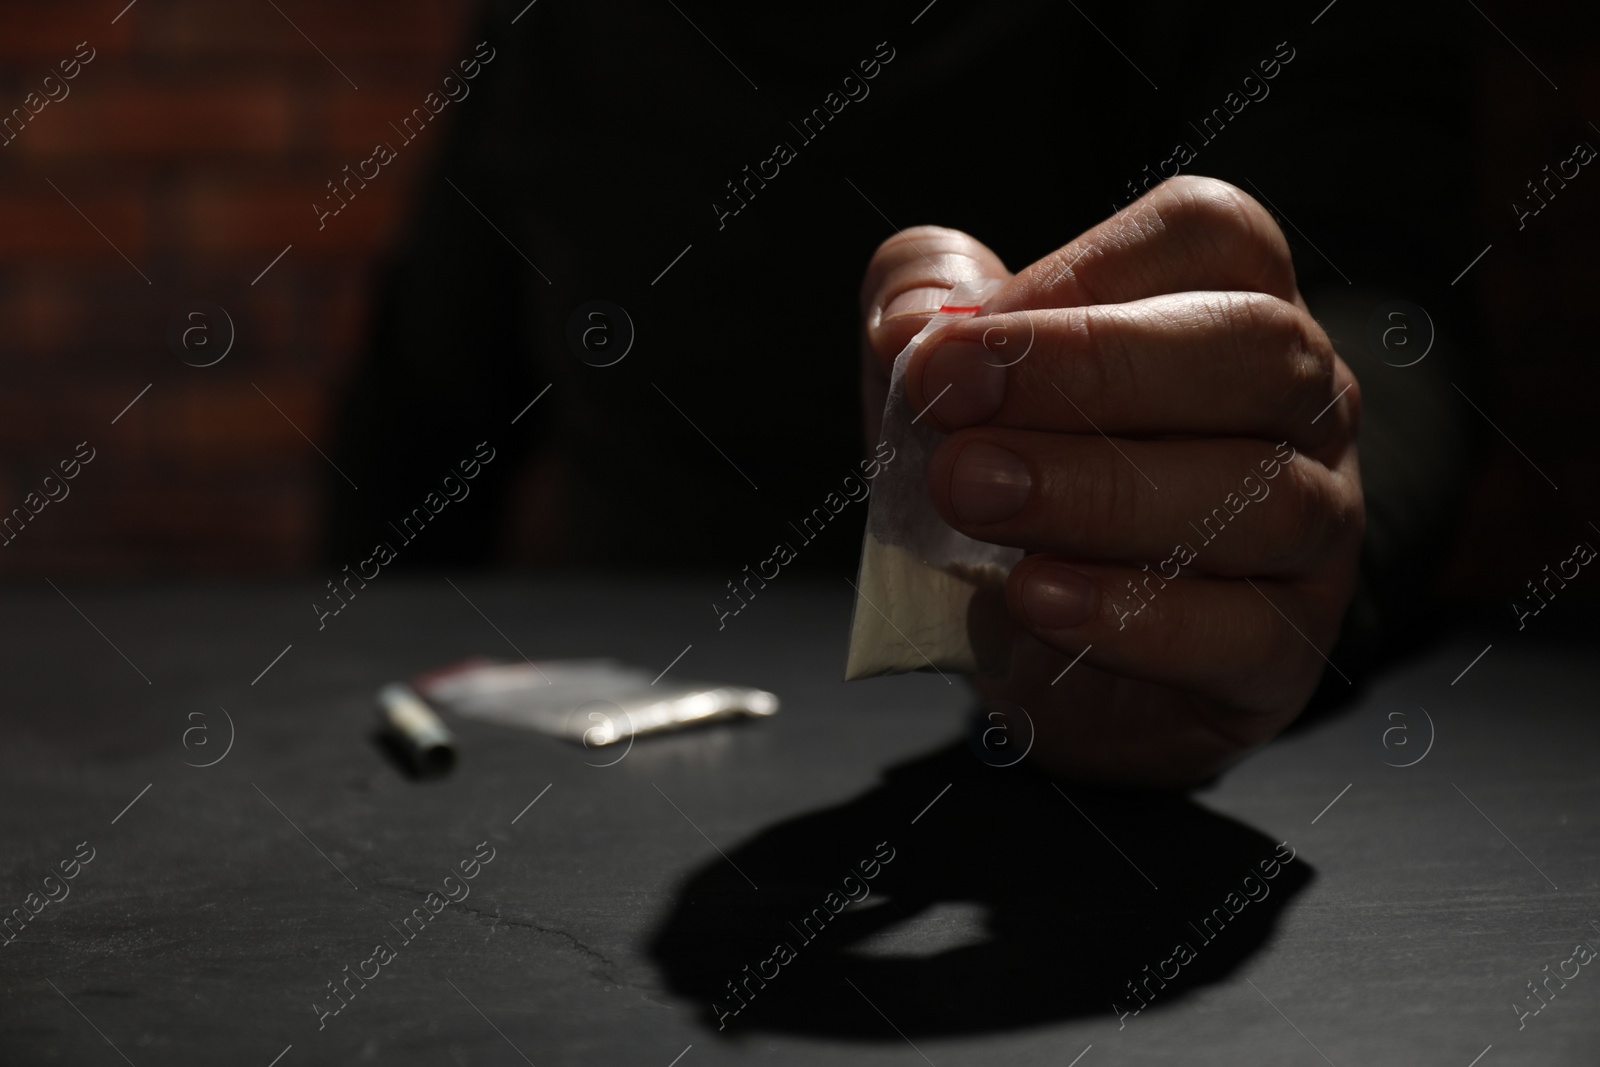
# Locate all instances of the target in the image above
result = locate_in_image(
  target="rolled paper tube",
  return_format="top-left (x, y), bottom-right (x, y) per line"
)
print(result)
top-left (377, 682), bottom-right (457, 777)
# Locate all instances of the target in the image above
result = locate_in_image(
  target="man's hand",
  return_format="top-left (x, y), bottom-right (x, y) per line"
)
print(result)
top-left (859, 176), bottom-right (1364, 786)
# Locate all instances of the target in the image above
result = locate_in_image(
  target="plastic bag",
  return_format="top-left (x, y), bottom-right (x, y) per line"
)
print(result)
top-left (844, 278), bottom-right (1023, 680)
top-left (415, 658), bottom-right (778, 744)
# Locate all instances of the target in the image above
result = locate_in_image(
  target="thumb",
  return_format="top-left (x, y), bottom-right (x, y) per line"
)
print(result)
top-left (860, 225), bottom-right (1012, 378)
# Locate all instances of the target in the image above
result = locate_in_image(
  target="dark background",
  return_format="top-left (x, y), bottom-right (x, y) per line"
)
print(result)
top-left (0, 0), bottom-right (1594, 598)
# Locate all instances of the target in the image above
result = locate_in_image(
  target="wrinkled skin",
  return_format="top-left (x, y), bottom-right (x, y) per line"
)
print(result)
top-left (858, 176), bottom-right (1363, 786)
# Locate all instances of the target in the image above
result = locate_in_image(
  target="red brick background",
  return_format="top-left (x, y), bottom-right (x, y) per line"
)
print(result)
top-left (0, 0), bottom-right (478, 578)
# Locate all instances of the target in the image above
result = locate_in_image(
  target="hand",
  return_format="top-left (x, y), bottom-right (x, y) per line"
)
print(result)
top-left (858, 176), bottom-right (1364, 786)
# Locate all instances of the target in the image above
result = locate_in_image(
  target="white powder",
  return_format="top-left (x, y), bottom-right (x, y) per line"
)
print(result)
top-left (845, 534), bottom-right (1013, 680)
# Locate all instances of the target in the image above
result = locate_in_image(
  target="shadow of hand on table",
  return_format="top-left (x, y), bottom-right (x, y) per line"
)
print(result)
top-left (648, 732), bottom-right (1312, 1039)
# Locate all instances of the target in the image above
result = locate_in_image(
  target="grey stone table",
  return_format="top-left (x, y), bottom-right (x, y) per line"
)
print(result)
top-left (2, 577), bottom-right (1596, 1065)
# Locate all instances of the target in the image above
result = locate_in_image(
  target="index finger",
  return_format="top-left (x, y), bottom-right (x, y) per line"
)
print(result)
top-left (985, 175), bottom-right (1300, 314)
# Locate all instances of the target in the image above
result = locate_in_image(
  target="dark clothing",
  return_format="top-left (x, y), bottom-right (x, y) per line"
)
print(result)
top-left (327, 0), bottom-right (1484, 672)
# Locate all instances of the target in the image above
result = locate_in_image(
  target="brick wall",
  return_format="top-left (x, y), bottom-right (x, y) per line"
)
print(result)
top-left (0, 0), bottom-right (478, 578)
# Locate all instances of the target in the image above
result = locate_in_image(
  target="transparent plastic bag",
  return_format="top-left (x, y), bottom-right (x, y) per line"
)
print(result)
top-left (844, 278), bottom-right (1023, 680)
top-left (415, 658), bottom-right (778, 743)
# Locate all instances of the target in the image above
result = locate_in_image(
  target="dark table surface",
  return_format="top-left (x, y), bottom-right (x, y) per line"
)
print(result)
top-left (2, 577), bottom-right (1596, 1066)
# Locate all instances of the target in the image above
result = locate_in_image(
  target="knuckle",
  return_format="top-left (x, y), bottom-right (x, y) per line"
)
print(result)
top-left (1221, 293), bottom-right (1336, 425)
top-left (1236, 290), bottom-right (1302, 343)
top-left (1211, 595), bottom-right (1280, 682)
top-left (1264, 300), bottom-right (1336, 410)
top-left (1040, 237), bottom-right (1114, 305)
top-left (1149, 584), bottom-right (1269, 688)
top-left (1272, 454), bottom-right (1335, 565)
top-left (1136, 591), bottom-right (1195, 667)
top-left (1321, 453), bottom-right (1366, 550)
top-left (1237, 588), bottom-right (1311, 685)
top-left (1059, 307), bottom-right (1117, 408)
top-left (1340, 368), bottom-right (1364, 433)
top-left (1155, 176), bottom-right (1293, 290)
top-left (1155, 176), bottom-right (1258, 239)
top-left (1057, 448), bottom-right (1139, 548)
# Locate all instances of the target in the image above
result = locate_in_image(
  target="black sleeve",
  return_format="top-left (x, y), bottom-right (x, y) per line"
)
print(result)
top-left (323, 9), bottom-right (545, 568)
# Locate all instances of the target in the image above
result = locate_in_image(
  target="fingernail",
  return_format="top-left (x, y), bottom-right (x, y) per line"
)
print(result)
top-left (949, 441), bottom-right (1031, 524)
top-left (1022, 566), bottom-right (1097, 630)
top-left (920, 339), bottom-right (1006, 427)
top-left (882, 286), bottom-right (948, 322)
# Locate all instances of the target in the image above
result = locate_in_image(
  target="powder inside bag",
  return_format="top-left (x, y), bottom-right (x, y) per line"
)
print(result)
top-left (845, 534), bottom-right (1013, 680)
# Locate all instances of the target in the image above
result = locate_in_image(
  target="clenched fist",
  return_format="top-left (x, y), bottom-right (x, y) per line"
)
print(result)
top-left (859, 176), bottom-right (1364, 786)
